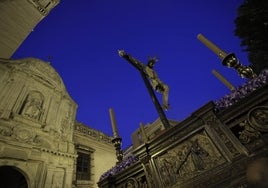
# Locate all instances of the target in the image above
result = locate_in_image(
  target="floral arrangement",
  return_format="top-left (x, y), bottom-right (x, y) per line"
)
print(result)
top-left (99, 155), bottom-right (139, 181)
top-left (214, 69), bottom-right (268, 110)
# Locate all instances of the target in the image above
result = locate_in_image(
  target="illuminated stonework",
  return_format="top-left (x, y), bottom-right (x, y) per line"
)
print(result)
top-left (0, 0), bottom-right (59, 58)
top-left (27, 0), bottom-right (60, 16)
top-left (0, 58), bottom-right (116, 188)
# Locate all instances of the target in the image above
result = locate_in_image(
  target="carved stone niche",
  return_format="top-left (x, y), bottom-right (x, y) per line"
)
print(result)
top-left (19, 91), bottom-right (44, 121)
top-left (153, 130), bottom-right (226, 188)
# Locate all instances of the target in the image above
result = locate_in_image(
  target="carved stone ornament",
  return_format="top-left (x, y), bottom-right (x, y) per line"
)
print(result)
top-left (155, 132), bottom-right (225, 187)
top-left (6, 58), bottom-right (65, 91)
top-left (142, 163), bottom-right (155, 187)
top-left (125, 178), bottom-right (138, 188)
top-left (0, 126), bottom-right (13, 137)
top-left (75, 122), bottom-right (112, 144)
top-left (12, 127), bottom-right (33, 143)
top-left (248, 106), bottom-right (268, 132)
top-left (239, 120), bottom-right (261, 144)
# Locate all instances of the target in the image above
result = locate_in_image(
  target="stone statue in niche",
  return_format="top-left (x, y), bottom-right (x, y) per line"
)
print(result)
top-left (21, 91), bottom-right (43, 120)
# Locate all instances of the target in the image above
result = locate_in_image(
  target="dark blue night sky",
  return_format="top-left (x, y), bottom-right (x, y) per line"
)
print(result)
top-left (13, 0), bottom-right (248, 149)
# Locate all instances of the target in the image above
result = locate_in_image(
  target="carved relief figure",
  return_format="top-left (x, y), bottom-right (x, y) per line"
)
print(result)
top-left (160, 158), bottom-right (176, 185)
top-left (21, 91), bottom-right (43, 120)
top-left (156, 133), bottom-right (225, 186)
top-left (189, 140), bottom-right (209, 171)
top-left (175, 140), bottom-right (208, 176)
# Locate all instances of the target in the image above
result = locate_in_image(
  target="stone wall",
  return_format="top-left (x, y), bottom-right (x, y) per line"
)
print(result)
top-left (0, 58), bottom-right (77, 188)
top-left (0, 0), bottom-right (59, 58)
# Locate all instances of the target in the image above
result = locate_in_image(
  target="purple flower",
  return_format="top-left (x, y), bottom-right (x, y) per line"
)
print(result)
top-left (99, 155), bottom-right (139, 181)
top-left (214, 69), bottom-right (268, 110)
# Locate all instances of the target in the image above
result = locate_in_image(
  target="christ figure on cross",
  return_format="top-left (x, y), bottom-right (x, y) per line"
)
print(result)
top-left (118, 50), bottom-right (170, 110)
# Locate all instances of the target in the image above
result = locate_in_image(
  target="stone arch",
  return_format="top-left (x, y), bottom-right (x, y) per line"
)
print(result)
top-left (0, 165), bottom-right (28, 188)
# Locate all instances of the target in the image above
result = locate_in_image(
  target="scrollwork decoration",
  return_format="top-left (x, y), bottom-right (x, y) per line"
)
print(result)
top-left (248, 106), bottom-right (268, 132)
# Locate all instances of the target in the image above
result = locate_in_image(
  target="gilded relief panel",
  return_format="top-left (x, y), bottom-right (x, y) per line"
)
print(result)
top-left (154, 130), bottom-right (226, 187)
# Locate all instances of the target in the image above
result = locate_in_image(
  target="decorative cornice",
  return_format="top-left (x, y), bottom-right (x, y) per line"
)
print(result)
top-left (39, 147), bottom-right (77, 158)
top-left (27, 0), bottom-right (60, 16)
top-left (74, 122), bottom-right (113, 144)
top-left (0, 57), bottom-right (66, 92)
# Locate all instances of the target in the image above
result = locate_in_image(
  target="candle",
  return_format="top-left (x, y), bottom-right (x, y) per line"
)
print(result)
top-left (212, 69), bottom-right (235, 91)
top-left (139, 122), bottom-right (148, 143)
top-left (197, 34), bottom-right (228, 59)
top-left (109, 108), bottom-right (119, 138)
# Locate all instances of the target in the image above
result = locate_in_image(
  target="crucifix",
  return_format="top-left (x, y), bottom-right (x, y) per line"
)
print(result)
top-left (118, 50), bottom-right (170, 129)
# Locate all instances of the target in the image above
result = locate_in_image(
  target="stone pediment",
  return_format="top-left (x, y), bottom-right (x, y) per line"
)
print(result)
top-left (0, 57), bottom-right (66, 92)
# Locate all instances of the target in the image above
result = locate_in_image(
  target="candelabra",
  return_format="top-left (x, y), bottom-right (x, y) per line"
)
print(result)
top-left (109, 108), bottom-right (123, 164)
top-left (112, 137), bottom-right (123, 164)
top-left (197, 34), bottom-right (256, 79)
top-left (221, 53), bottom-right (256, 79)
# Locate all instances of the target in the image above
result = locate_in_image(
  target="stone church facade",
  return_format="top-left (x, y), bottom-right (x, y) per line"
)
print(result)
top-left (0, 58), bottom-right (116, 188)
top-left (0, 1), bottom-right (117, 187)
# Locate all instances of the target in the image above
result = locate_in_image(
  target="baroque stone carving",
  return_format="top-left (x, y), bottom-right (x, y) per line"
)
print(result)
top-left (60, 102), bottom-right (74, 141)
top-left (7, 58), bottom-right (66, 91)
top-left (13, 127), bottom-right (33, 142)
top-left (237, 106), bottom-right (268, 145)
top-left (0, 125), bottom-right (47, 147)
top-left (136, 176), bottom-right (148, 188)
top-left (208, 117), bottom-right (240, 157)
top-left (20, 91), bottom-right (43, 121)
top-left (125, 178), bottom-right (138, 188)
top-left (142, 163), bottom-right (154, 188)
top-left (248, 106), bottom-right (268, 132)
top-left (239, 120), bottom-right (261, 144)
top-left (0, 126), bottom-right (13, 137)
top-left (75, 122), bottom-right (112, 144)
top-left (155, 132), bottom-right (225, 187)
